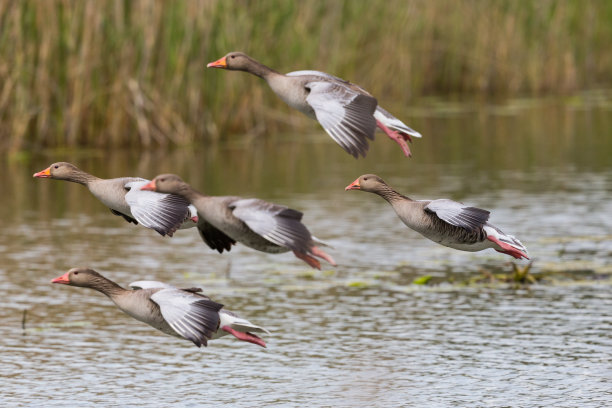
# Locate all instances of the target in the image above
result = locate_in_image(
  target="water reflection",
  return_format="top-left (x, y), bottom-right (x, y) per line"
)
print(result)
top-left (1, 99), bottom-right (611, 406)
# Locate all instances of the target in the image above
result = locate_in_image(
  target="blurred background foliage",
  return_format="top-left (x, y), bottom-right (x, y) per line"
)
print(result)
top-left (1, 0), bottom-right (611, 151)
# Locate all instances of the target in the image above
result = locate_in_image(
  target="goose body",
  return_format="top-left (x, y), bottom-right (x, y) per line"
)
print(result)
top-left (33, 162), bottom-right (197, 236)
top-left (140, 174), bottom-right (336, 269)
top-left (207, 52), bottom-right (422, 158)
top-left (345, 174), bottom-right (529, 259)
top-left (194, 196), bottom-right (292, 254)
top-left (52, 268), bottom-right (269, 348)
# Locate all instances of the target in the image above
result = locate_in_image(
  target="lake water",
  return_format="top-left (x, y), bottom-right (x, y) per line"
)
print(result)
top-left (1, 95), bottom-right (611, 407)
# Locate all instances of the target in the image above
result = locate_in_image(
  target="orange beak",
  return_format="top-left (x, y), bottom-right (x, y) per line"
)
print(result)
top-left (345, 178), bottom-right (361, 191)
top-left (51, 272), bottom-right (70, 284)
top-left (207, 56), bottom-right (227, 68)
top-left (33, 167), bottom-right (52, 178)
top-left (140, 180), bottom-right (156, 191)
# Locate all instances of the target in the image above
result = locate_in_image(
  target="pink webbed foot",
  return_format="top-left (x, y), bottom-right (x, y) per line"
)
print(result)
top-left (376, 120), bottom-right (412, 157)
top-left (221, 326), bottom-right (266, 348)
top-left (311, 246), bottom-right (337, 267)
top-left (487, 236), bottom-right (530, 260)
top-left (293, 251), bottom-right (321, 270)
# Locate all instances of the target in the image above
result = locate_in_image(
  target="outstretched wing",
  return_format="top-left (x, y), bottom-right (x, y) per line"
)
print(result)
top-left (125, 180), bottom-right (191, 237)
top-left (230, 198), bottom-right (312, 253)
top-left (424, 199), bottom-right (490, 231)
top-left (150, 288), bottom-right (223, 348)
top-left (305, 81), bottom-right (378, 158)
top-left (197, 220), bottom-right (236, 253)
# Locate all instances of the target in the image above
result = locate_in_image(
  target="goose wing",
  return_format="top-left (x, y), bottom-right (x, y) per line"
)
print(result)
top-left (150, 288), bottom-right (223, 347)
top-left (230, 198), bottom-right (312, 253)
top-left (124, 180), bottom-right (191, 237)
top-left (424, 199), bottom-right (490, 231)
top-left (304, 81), bottom-right (378, 158)
top-left (197, 220), bottom-right (236, 253)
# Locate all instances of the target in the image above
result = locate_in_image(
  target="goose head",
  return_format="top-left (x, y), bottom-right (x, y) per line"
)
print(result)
top-left (345, 174), bottom-right (389, 194)
top-left (33, 162), bottom-right (81, 180)
top-left (140, 174), bottom-right (187, 195)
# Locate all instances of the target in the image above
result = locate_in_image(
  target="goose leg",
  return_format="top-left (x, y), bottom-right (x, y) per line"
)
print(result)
top-left (376, 120), bottom-right (412, 157)
top-left (293, 251), bottom-right (321, 270)
top-left (221, 326), bottom-right (266, 348)
top-left (487, 236), bottom-right (530, 260)
top-left (310, 246), bottom-right (337, 267)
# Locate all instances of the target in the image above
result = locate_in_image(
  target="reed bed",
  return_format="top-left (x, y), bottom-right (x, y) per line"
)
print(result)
top-left (1, 0), bottom-right (611, 151)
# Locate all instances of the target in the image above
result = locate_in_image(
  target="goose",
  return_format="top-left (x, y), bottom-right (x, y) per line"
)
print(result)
top-left (345, 174), bottom-right (529, 259)
top-left (140, 174), bottom-right (336, 269)
top-left (207, 52), bottom-right (422, 158)
top-left (33, 162), bottom-right (197, 237)
top-left (51, 267), bottom-right (269, 348)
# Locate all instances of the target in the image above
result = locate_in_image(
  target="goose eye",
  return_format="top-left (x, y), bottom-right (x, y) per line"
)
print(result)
top-left (54, 165), bottom-right (59, 169)
top-left (74, 271), bottom-right (79, 275)
top-left (231, 55), bottom-right (236, 59)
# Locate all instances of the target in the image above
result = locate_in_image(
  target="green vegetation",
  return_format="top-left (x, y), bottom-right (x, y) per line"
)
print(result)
top-left (1, 0), bottom-right (611, 151)
top-left (412, 275), bottom-right (433, 285)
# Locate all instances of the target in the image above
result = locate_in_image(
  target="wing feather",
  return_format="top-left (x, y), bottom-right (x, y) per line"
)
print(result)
top-left (425, 199), bottom-right (490, 231)
top-left (230, 199), bottom-right (313, 253)
top-left (305, 81), bottom-right (377, 158)
top-left (197, 220), bottom-right (236, 253)
top-left (150, 289), bottom-right (223, 347)
top-left (125, 180), bottom-right (191, 237)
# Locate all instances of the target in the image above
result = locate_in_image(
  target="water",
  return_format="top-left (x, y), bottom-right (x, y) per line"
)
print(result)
top-left (1, 96), bottom-right (612, 406)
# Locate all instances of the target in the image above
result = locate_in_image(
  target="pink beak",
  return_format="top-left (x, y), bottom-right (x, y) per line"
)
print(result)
top-left (33, 167), bottom-right (52, 178)
top-left (140, 180), bottom-right (156, 191)
top-left (345, 178), bottom-right (361, 191)
top-left (207, 56), bottom-right (227, 68)
top-left (51, 271), bottom-right (70, 284)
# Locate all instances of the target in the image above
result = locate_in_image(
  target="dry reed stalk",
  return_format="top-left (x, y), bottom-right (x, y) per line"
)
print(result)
top-left (0, 0), bottom-right (610, 151)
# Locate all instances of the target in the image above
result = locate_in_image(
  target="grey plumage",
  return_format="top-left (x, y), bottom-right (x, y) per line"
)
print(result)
top-left (142, 174), bottom-right (336, 269)
top-left (52, 268), bottom-right (269, 348)
top-left (207, 52), bottom-right (422, 158)
top-left (346, 174), bottom-right (529, 258)
top-left (151, 289), bottom-right (223, 347)
top-left (33, 162), bottom-right (196, 237)
top-left (424, 199), bottom-right (490, 232)
top-left (230, 199), bottom-right (313, 254)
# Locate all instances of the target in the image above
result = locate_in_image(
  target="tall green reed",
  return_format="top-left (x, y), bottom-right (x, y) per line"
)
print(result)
top-left (0, 0), bottom-right (610, 151)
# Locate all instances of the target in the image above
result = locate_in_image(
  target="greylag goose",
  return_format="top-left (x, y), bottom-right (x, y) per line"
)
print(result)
top-left (140, 174), bottom-right (336, 269)
top-left (207, 52), bottom-right (422, 158)
top-left (33, 162), bottom-right (197, 237)
top-left (345, 174), bottom-right (529, 259)
top-left (51, 268), bottom-right (269, 348)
